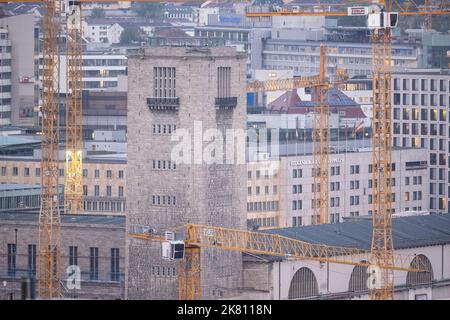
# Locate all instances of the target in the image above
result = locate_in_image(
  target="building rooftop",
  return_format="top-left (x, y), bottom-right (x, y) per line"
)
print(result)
top-left (265, 38), bottom-right (417, 51)
top-left (0, 184), bottom-right (40, 191)
top-left (262, 214), bottom-right (450, 251)
top-left (393, 69), bottom-right (450, 76)
top-left (134, 46), bottom-right (246, 59)
top-left (0, 152), bottom-right (127, 164)
top-left (0, 135), bottom-right (40, 147)
top-left (0, 211), bottom-right (125, 227)
top-left (268, 88), bottom-right (363, 116)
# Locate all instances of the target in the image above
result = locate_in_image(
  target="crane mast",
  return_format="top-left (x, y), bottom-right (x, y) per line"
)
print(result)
top-left (370, 0), bottom-right (395, 301)
top-left (64, 0), bottom-right (84, 214)
top-left (312, 44), bottom-right (330, 225)
top-left (38, 0), bottom-right (62, 298)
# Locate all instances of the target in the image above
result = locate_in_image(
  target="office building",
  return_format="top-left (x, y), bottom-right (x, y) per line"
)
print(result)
top-left (247, 147), bottom-right (429, 228)
top-left (392, 69), bottom-right (450, 213)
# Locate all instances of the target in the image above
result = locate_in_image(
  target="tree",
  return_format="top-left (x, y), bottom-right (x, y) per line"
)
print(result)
top-left (132, 2), bottom-right (165, 20)
top-left (120, 27), bottom-right (146, 45)
top-left (91, 8), bottom-right (106, 19)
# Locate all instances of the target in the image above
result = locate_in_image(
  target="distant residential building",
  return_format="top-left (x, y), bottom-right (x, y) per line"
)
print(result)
top-left (164, 4), bottom-right (195, 22)
top-left (197, 7), bottom-right (220, 26)
top-left (82, 1), bottom-right (132, 11)
top-left (82, 18), bottom-right (169, 44)
top-left (82, 19), bottom-right (124, 44)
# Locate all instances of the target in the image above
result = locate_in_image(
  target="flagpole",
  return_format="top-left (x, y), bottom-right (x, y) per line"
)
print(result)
top-left (337, 117), bottom-right (340, 153)
top-left (295, 116), bottom-right (298, 156)
top-left (345, 124), bottom-right (348, 151)
top-left (362, 120), bottom-right (365, 148)
top-left (304, 115), bottom-right (306, 156)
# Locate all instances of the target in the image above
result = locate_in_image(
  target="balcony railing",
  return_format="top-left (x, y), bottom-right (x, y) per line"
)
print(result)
top-left (147, 97), bottom-right (179, 111)
top-left (215, 97), bottom-right (237, 110)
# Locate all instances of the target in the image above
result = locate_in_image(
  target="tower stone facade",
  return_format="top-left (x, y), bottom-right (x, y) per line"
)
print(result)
top-left (126, 47), bottom-right (247, 299)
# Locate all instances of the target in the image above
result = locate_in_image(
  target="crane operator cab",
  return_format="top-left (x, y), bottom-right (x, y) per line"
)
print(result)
top-left (367, 5), bottom-right (399, 29)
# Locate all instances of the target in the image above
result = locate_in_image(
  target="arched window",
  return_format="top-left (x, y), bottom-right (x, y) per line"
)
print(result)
top-left (406, 255), bottom-right (433, 286)
top-left (348, 261), bottom-right (369, 292)
top-left (288, 267), bottom-right (318, 299)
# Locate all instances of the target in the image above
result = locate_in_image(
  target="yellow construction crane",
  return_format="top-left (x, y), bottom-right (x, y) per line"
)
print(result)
top-left (129, 224), bottom-right (426, 300)
top-left (247, 44), bottom-right (331, 225)
top-left (38, 0), bottom-right (63, 299)
top-left (64, 0), bottom-right (84, 214)
top-left (246, 0), bottom-right (450, 301)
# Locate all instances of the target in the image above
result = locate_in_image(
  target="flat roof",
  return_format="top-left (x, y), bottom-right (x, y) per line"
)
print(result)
top-left (264, 38), bottom-right (415, 49)
top-left (393, 69), bottom-right (450, 76)
top-left (0, 211), bottom-right (125, 227)
top-left (262, 214), bottom-right (450, 251)
top-left (0, 135), bottom-right (41, 147)
top-left (0, 155), bottom-right (127, 164)
top-left (0, 184), bottom-right (40, 191)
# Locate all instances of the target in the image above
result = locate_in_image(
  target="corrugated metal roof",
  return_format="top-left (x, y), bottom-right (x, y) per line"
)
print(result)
top-left (261, 214), bottom-right (450, 250)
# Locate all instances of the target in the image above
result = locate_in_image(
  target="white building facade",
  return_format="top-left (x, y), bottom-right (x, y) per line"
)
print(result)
top-left (248, 147), bottom-right (430, 228)
top-left (82, 20), bottom-right (124, 44)
top-left (281, 148), bottom-right (429, 226)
